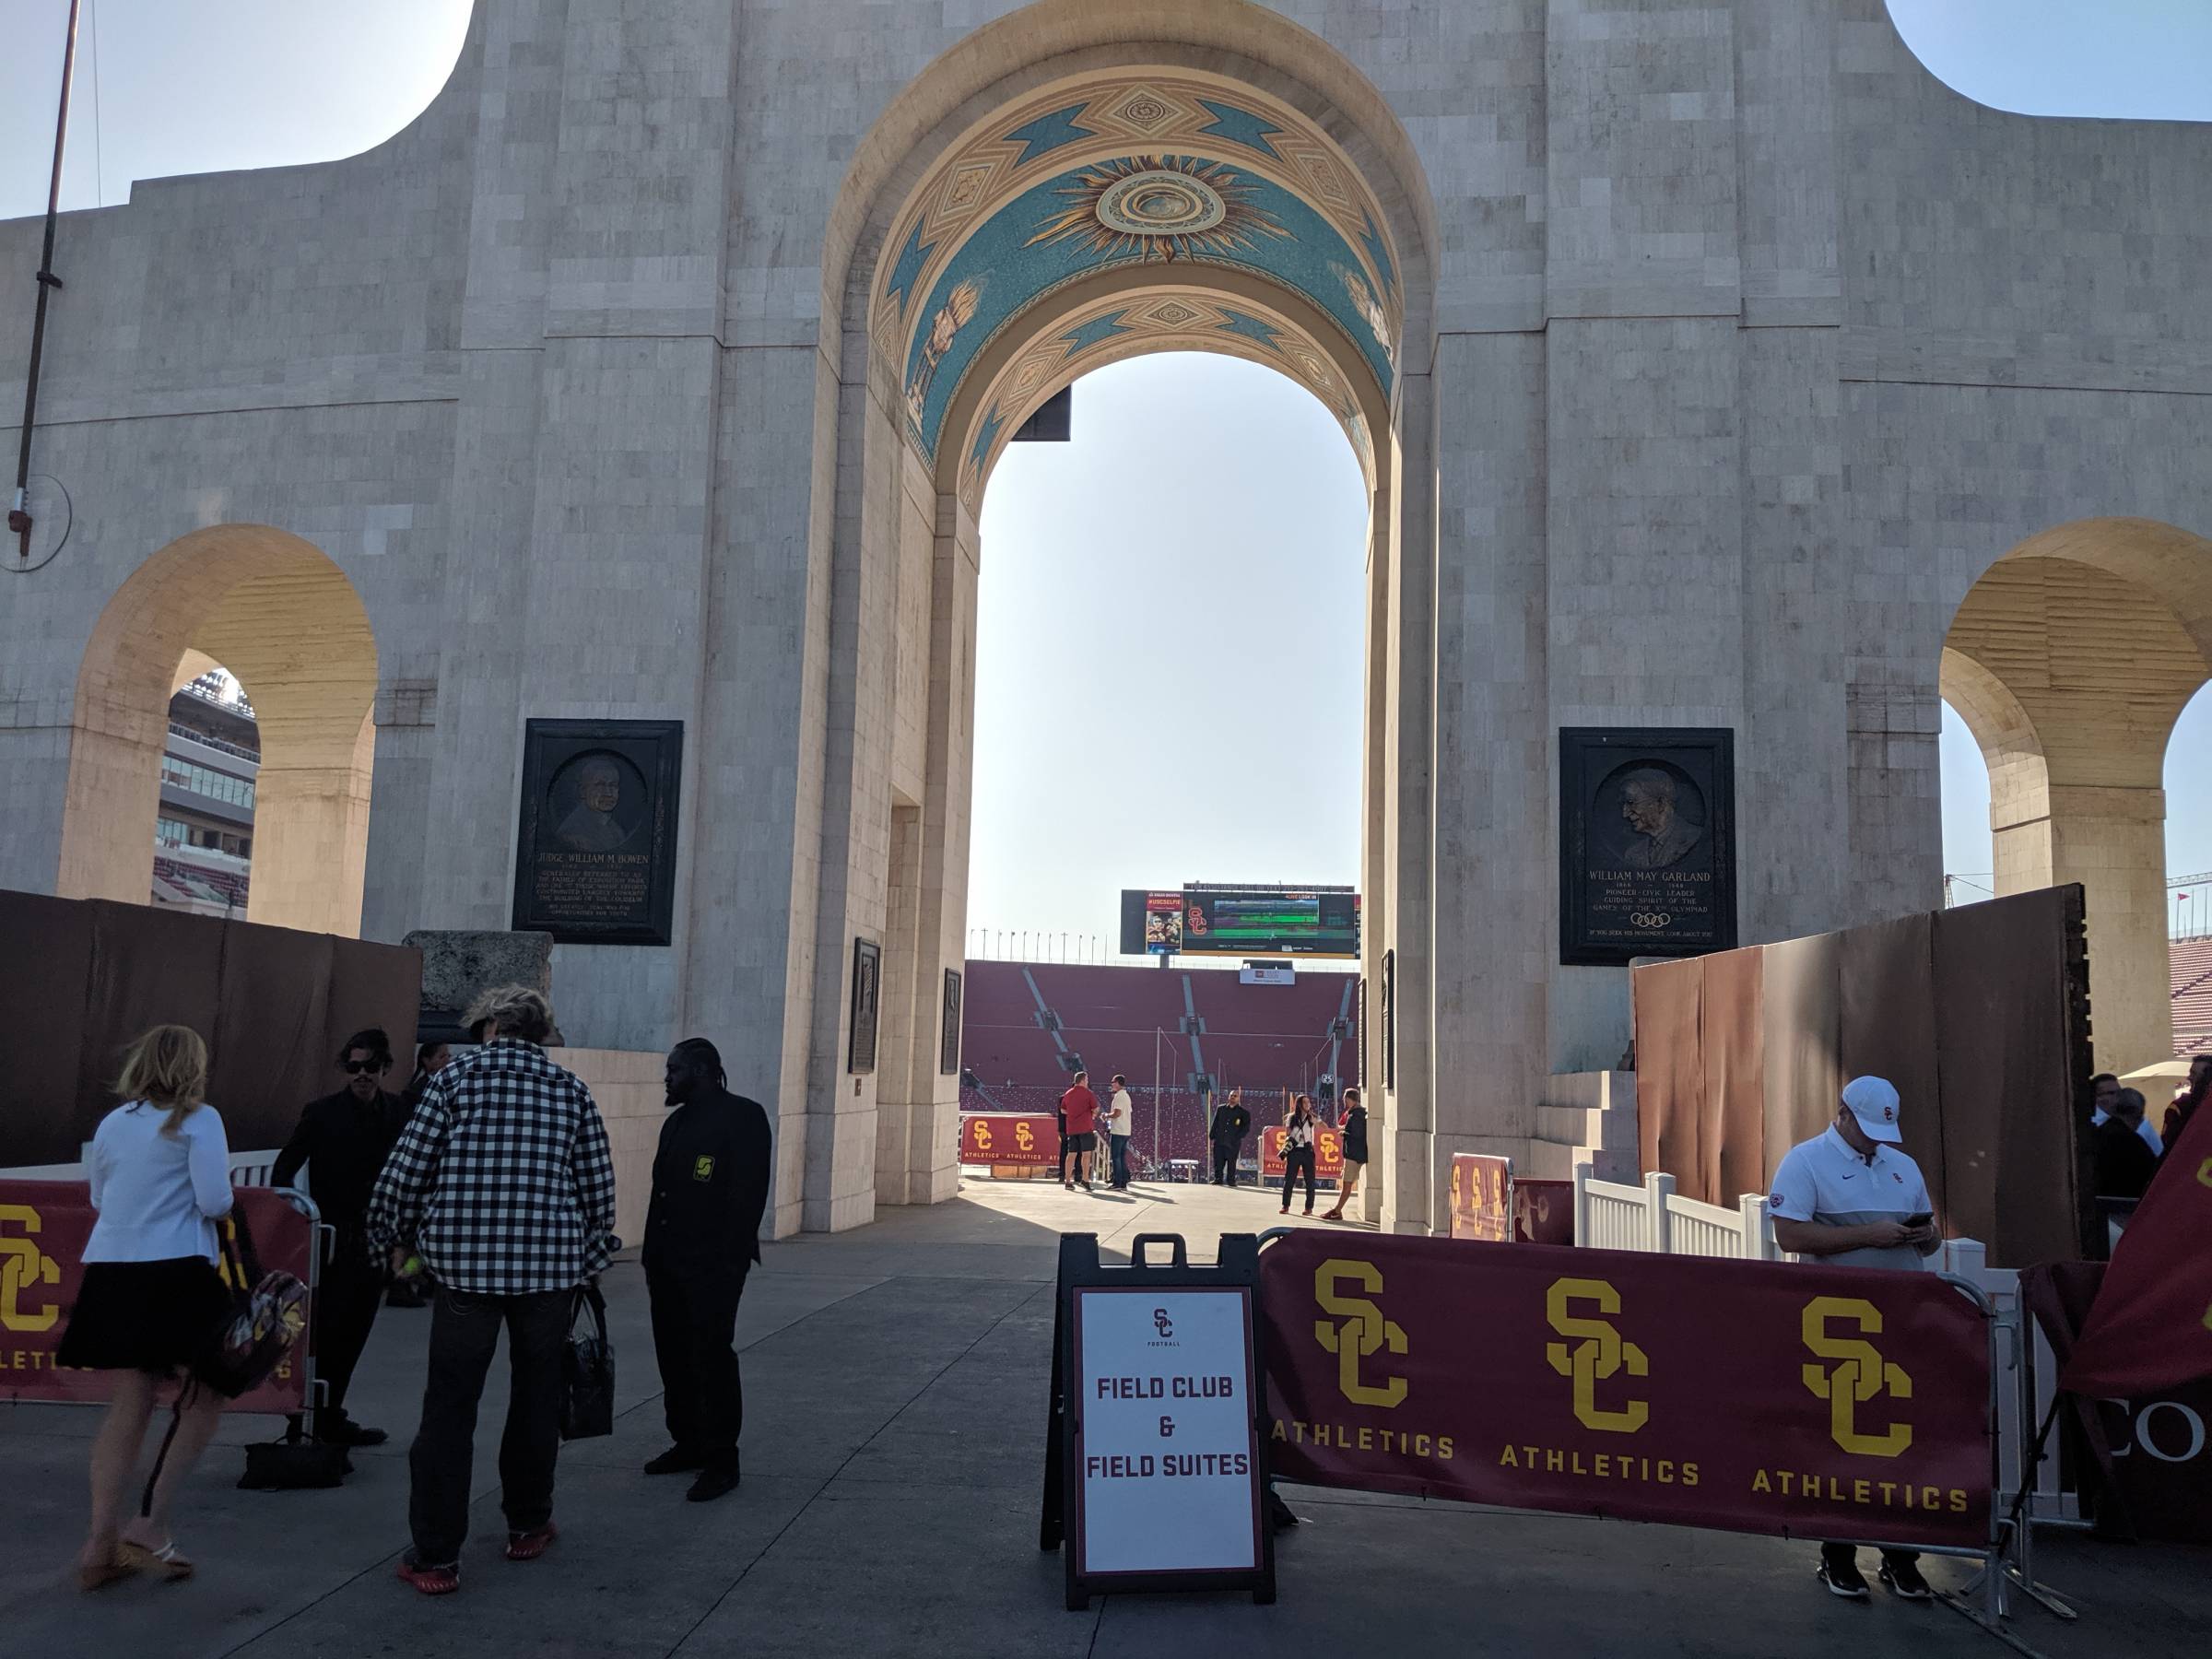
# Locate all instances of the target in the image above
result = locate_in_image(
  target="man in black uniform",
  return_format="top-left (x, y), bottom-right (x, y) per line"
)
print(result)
top-left (1209, 1088), bottom-right (1253, 1186)
top-left (642, 1038), bottom-right (772, 1502)
top-left (273, 1027), bottom-right (409, 1445)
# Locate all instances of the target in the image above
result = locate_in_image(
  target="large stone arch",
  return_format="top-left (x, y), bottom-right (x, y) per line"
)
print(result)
top-left (799, 6), bottom-right (1439, 1232)
top-left (1940, 518), bottom-right (2212, 1071)
top-left (58, 524), bottom-right (380, 939)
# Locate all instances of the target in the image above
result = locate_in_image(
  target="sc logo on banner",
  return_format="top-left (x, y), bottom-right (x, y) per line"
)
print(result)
top-left (1801, 1297), bottom-right (1912, 1457)
top-left (1546, 1277), bottom-right (1649, 1433)
top-left (1314, 1260), bottom-right (1407, 1407)
top-left (0, 1204), bottom-right (63, 1334)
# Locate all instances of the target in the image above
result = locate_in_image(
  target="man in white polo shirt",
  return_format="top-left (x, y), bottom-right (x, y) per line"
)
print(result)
top-left (1769, 1076), bottom-right (1942, 1603)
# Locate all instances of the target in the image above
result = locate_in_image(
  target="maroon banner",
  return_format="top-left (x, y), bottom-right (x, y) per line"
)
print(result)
top-left (1448, 1155), bottom-right (1512, 1241)
top-left (1260, 1124), bottom-right (1345, 1181)
top-left (2062, 1103), bottom-right (2212, 1396)
top-left (0, 1181), bottom-right (315, 1413)
top-left (959, 1113), bottom-right (1058, 1166)
top-left (1260, 1230), bottom-right (1992, 1547)
top-left (1513, 1178), bottom-right (1575, 1246)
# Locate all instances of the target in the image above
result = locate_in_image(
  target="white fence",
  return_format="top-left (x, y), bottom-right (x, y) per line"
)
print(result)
top-left (1572, 1166), bottom-right (1783, 1261)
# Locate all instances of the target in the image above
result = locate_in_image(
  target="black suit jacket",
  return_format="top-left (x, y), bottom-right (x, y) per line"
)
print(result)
top-left (643, 1088), bottom-right (773, 1272)
top-left (271, 1088), bottom-right (408, 1243)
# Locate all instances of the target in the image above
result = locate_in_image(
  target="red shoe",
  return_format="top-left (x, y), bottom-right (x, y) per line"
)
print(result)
top-left (504, 1523), bottom-right (559, 1561)
top-left (398, 1556), bottom-right (460, 1595)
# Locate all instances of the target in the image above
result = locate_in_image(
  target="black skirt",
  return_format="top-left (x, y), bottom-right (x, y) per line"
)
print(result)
top-left (55, 1257), bottom-right (233, 1386)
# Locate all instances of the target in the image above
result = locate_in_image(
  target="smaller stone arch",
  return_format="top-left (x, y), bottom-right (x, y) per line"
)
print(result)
top-left (1940, 517), bottom-right (2212, 1071)
top-left (58, 525), bottom-right (380, 938)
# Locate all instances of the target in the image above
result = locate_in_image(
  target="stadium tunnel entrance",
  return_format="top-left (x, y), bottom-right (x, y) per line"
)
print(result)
top-left (811, 20), bottom-right (1437, 1232)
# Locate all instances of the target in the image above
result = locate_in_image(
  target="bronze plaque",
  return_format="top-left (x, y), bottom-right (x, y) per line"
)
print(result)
top-left (849, 937), bottom-right (882, 1075)
top-left (512, 719), bottom-right (682, 946)
top-left (940, 968), bottom-right (962, 1077)
top-left (1559, 727), bottom-right (1735, 966)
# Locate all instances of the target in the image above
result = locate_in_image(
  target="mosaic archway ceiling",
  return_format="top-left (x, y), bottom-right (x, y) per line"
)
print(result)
top-left (954, 288), bottom-right (1374, 508)
top-left (875, 75), bottom-right (1404, 471)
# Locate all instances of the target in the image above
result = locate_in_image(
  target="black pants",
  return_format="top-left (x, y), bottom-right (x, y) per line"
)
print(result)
top-left (1280, 1147), bottom-right (1317, 1211)
top-left (1212, 1142), bottom-right (1240, 1185)
top-left (314, 1252), bottom-right (384, 1413)
top-left (1822, 1542), bottom-right (1919, 1576)
top-left (408, 1286), bottom-right (569, 1566)
top-left (647, 1261), bottom-right (748, 1464)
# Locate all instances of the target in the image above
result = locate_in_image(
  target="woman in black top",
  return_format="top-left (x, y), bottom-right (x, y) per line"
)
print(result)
top-left (1322, 1088), bottom-right (1368, 1221)
top-left (1279, 1093), bottom-right (1320, 1216)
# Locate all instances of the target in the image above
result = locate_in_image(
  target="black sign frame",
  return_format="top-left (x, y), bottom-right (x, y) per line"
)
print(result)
top-left (848, 937), bottom-right (881, 1075)
top-left (940, 968), bottom-right (962, 1077)
top-left (1558, 726), bottom-right (1736, 966)
top-left (1040, 1232), bottom-right (1275, 1610)
top-left (511, 719), bottom-right (683, 946)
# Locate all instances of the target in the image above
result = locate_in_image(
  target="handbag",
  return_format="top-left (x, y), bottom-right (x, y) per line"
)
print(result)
top-left (200, 1200), bottom-right (310, 1398)
top-left (560, 1282), bottom-right (615, 1441)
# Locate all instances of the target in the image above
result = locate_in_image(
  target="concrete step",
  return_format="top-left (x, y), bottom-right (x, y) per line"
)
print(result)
top-left (1535, 1102), bottom-right (1637, 1149)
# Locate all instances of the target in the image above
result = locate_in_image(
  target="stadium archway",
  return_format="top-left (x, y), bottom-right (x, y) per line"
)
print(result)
top-left (813, 5), bottom-right (1437, 1230)
top-left (57, 524), bottom-right (380, 938)
top-left (1941, 518), bottom-right (2212, 1072)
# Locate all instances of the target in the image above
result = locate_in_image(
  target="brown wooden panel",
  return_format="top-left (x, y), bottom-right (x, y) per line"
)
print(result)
top-left (1758, 931), bottom-right (1841, 1186)
top-left (1, 890), bottom-right (98, 1164)
top-left (1631, 959), bottom-right (1704, 1198)
top-left (210, 920), bottom-right (335, 1152)
top-left (76, 900), bottom-right (226, 1140)
top-left (1839, 911), bottom-right (1944, 1214)
top-left (1934, 888), bottom-right (2085, 1266)
top-left (1700, 946), bottom-right (1767, 1206)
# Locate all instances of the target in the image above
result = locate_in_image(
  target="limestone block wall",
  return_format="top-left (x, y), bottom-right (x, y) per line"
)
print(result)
top-left (554, 1046), bottom-right (671, 1253)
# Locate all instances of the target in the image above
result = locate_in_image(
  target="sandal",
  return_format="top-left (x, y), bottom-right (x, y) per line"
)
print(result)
top-left (76, 1552), bottom-right (136, 1593)
top-left (118, 1539), bottom-right (194, 1582)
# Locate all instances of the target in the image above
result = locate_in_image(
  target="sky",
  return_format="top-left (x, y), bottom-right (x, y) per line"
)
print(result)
top-left (5, 1), bottom-right (2209, 946)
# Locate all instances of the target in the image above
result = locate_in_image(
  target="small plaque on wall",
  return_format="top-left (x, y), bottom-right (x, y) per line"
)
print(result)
top-left (940, 968), bottom-right (963, 1077)
top-left (511, 720), bottom-right (683, 946)
top-left (1559, 727), bottom-right (1736, 966)
top-left (849, 937), bottom-right (882, 1075)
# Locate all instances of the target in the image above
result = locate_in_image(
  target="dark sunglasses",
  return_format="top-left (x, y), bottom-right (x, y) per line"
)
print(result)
top-left (341, 1058), bottom-right (384, 1075)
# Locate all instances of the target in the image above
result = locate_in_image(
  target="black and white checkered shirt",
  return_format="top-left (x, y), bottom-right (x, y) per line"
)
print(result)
top-left (366, 1039), bottom-right (618, 1296)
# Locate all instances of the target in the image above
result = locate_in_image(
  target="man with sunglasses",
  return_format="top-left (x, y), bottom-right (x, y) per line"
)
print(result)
top-left (274, 1027), bottom-right (410, 1447)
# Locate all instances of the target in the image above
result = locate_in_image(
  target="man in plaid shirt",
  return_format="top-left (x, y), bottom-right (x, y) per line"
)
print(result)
top-left (367, 985), bottom-right (618, 1595)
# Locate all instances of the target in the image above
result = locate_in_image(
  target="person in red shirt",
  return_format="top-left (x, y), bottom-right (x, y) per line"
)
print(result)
top-left (1059, 1072), bottom-right (1100, 1193)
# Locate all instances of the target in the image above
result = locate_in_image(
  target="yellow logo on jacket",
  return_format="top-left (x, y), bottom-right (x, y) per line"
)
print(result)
top-left (0, 1205), bottom-right (62, 1333)
top-left (1802, 1297), bottom-right (1912, 1456)
top-left (1313, 1259), bottom-right (1407, 1407)
top-left (692, 1155), bottom-right (716, 1182)
top-left (1546, 1277), bottom-right (1649, 1433)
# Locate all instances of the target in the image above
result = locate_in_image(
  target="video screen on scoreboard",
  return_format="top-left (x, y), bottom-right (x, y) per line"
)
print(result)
top-left (1121, 885), bottom-right (1360, 959)
top-left (1119, 888), bottom-right (1184, 955)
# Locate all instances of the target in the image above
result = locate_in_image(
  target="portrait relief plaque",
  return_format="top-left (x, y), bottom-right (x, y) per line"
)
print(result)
top-left (511, 719), bottom-right (683, 946)
top-left (940, 969), bottom-right (963, 1077)
top-left (849, 937), bottom-right (882, 1075)
top-left (1559, 727), bottom-right (1736, 966)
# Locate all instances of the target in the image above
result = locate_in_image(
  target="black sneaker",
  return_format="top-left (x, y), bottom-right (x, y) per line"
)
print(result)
top-left (686, 1461), bottom-right (740, 1503)
top-left (1879, 1559), bottom-right (1934, 1601)
top-left (643, 1445), bottom-right (704, 1477)
top-left (1817, 1557), bottom-right (1871, 1600)
top-left (316, 1411), bottom-right (387, 1448)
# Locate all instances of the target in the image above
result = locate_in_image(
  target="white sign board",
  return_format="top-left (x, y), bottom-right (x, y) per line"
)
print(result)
top-left (1073, 1287), bottom-right (1262, 1577)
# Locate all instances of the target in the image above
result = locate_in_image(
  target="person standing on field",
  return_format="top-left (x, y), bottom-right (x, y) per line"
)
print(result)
top-left (1106, 1074), bottom-right (1135, 1189)
top-left (1060, 1071), bottom-right (1100, 1192)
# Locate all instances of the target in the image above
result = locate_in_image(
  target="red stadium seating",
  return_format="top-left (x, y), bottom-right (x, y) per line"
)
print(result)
top-left (2173, 935), bottom-right (2212, 1058)
top-left (959, 959), bottom-right (1360, 1178)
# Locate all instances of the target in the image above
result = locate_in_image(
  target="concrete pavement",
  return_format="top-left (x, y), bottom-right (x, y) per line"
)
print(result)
top-left (0, 1174), bottom-right (2200, 1657)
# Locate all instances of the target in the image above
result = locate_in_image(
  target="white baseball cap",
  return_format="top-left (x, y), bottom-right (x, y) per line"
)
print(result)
top-left (1841, 1076), bottom-right (1903, 1144)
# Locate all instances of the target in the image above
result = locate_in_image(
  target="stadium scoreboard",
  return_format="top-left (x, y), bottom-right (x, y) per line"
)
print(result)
top-left (1118, 884), bottom-right (1360, 959)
